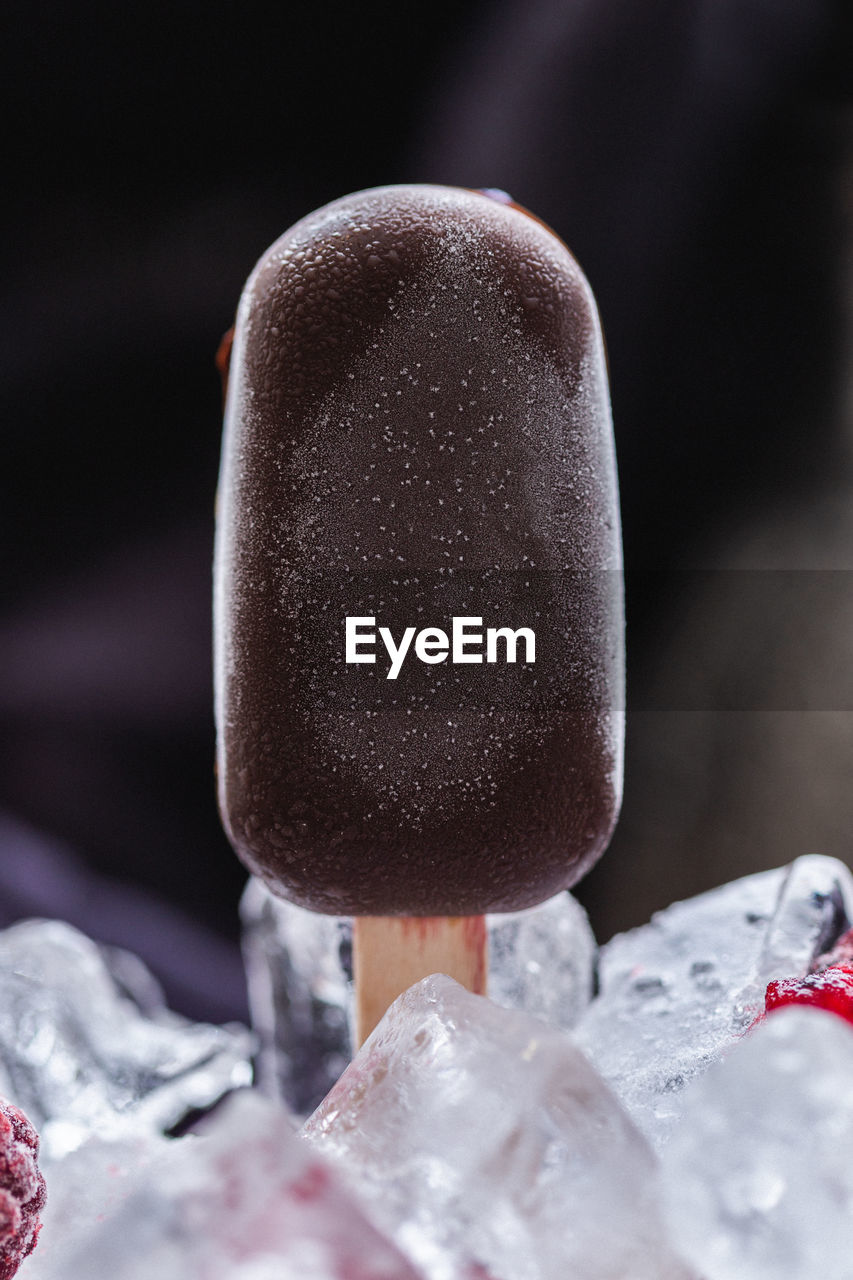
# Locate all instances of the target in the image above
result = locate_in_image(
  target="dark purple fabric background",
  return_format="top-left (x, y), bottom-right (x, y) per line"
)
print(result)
top-left (2, 0), bottom-right (851, 1021)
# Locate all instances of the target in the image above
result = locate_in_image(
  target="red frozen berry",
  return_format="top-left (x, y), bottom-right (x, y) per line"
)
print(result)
top-left (764, 963), bottom-right (853, 1027)
top-left (0, 1100), bottom-right (46, 1279)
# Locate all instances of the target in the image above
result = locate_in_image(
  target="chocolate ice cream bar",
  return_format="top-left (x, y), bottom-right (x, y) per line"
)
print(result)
top-left (214, 184), bottom-right (623, 921)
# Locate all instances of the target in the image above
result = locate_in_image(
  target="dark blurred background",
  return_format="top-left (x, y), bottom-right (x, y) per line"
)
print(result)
top-left (2, 0), bottom-right (852, 1023)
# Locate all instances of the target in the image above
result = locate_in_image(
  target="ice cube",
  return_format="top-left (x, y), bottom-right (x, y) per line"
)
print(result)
top-left (0, 919), bottom-right (253, 1156)
top-left (660, 1006), bottom-right (853, 1280)
top-left (241, 878), bottom-right (353, 1115)
top-left (27, 1090), bottom-right (420, 1280)
top-left (574, 854), bottom-right (853, 1148)
top-left (302, 975), bottom-right (690, 1280)
top-left (241, 879), bottom-right (596, 1115)
top-left (487, 890), bottom-right (597, 1029)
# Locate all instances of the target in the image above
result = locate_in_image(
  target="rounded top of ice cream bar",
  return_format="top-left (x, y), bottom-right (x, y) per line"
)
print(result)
top-left (229, 184), bottom-right (602, 413)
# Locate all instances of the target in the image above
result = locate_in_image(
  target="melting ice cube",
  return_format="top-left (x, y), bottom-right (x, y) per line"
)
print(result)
top-left (660, 1006), bottom-right (853, 1280)
top-left (574, 854), bottom-right (853, 1148)
top-left (303, 974), bottom-right (690, 1280)
top-left (0, 919), bottom-right (253, 1156)
top-left (241, 878), bottom-right (596, 1115)
top-left (27, 1090), bottom-right (419, 1280)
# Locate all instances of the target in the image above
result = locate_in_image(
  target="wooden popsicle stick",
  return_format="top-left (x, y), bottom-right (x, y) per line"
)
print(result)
top-left (353, 915), bottom-right (488, 1048)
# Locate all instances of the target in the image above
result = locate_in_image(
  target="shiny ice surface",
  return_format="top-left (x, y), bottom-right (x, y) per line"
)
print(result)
top-left (660, 1007), bottom-right (853, 1280)
top-left (0, 920), bottom-right (253, 1157)
top-left (302, 975), bottom-right (690, 1280)
top-left (241, 877), bottom-right (596, 1114)
top-left (241, 879), bottom-right (353, 1115)
top-left (574, 854), bottom-right (853, 1148)
top-left (7, 856), bottom-right (853, 1276)
top-left (27, 1090), bottom-right (419, 1280)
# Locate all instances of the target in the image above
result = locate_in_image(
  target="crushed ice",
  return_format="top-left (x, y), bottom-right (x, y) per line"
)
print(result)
top-left (4, 854), bottom-right (853, 1278)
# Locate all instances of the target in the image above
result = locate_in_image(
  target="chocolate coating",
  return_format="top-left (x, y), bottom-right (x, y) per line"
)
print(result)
top-left (214, 185), bottom-right (623, 915)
